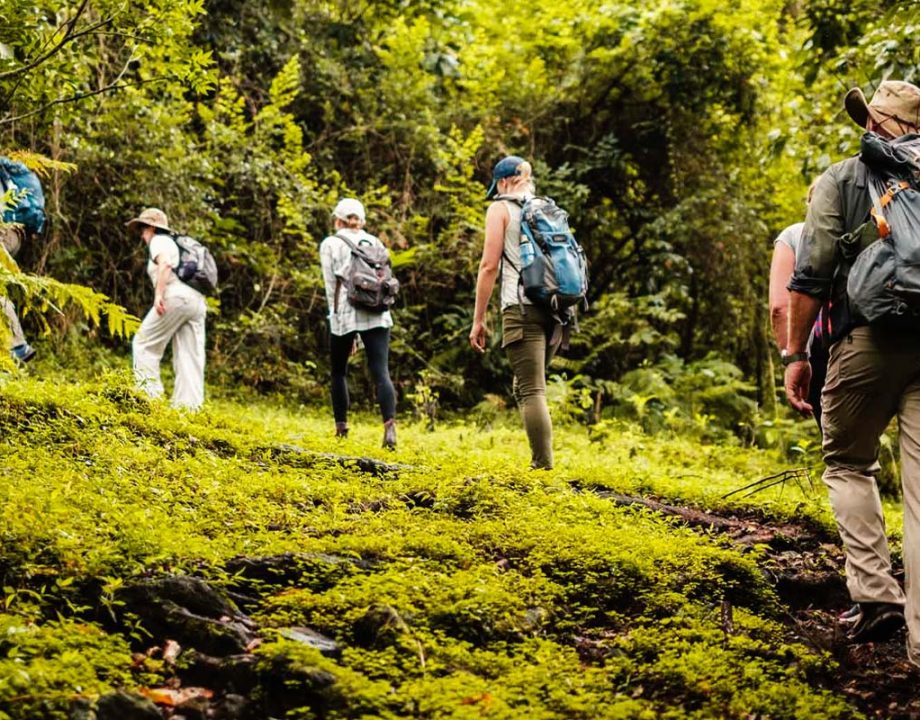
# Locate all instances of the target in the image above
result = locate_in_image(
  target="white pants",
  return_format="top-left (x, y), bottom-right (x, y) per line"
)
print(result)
top-left (1, 297), bottom-right (25, 348)
top-left (132, 283), bottom-right (207, 410)
top-left (0, 227), bottom-right (25, 348)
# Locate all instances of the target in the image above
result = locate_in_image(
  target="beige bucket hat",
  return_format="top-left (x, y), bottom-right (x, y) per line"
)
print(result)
top-left (845, 80), bottom-right (920, 129)
top-left (125, 207), bottom-right (172, 233)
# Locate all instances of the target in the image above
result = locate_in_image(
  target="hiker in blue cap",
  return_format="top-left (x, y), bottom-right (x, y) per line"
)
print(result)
top-left (470, 156), bottom-right (561, 469)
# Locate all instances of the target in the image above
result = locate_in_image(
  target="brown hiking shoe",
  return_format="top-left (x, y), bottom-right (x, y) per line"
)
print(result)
top-left (335, 422), bottom-right (349, 438)
top-left (382, 420), bottom-right (396, 450)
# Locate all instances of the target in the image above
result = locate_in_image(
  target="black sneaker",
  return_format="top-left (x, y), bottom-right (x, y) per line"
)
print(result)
top-left (846, 602), bottom-right (905, 644)
top-left (838, 604), bottom-right (861, 624)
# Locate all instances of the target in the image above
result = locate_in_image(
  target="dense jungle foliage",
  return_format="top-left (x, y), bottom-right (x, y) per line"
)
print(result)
top-left (0, 0), bottom-right (911, 419)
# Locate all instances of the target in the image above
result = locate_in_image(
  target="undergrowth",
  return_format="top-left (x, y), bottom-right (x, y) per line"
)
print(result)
top-left (0, 374), bottom-right (862, 718)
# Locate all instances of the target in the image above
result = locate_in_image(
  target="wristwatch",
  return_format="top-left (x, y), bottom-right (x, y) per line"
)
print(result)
top-left (781, 349), bottom-right (809, 366)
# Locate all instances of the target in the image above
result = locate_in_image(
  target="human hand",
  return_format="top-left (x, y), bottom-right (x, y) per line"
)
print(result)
top-left (784, 360), bottom-right (813, 416)
top-left (469, 320), bottom-right (488, 353)
top-left (155, 294), bottom-right (167, 316)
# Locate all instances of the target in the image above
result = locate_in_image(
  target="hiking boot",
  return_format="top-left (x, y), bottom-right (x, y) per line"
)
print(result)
top-left (335, 422), bottom-right (349, 439)
top-left (382, 419), bottom-right (396, 450)
top-left (846, 602), bottom-right (905, 644)
top-left (11, 343), bottom-right (35, 363)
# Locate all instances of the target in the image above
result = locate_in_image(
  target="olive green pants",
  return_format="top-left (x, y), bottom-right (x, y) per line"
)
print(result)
top-left (821, 326), bottom-right (920, 659)
top-left (502, 305), bottom-right (561, 469)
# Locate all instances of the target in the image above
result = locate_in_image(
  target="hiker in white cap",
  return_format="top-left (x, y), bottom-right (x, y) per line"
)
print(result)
top-left (126, 208), bottom-right (207, 410)
top-left (319, 198), bottom-right (397, 448)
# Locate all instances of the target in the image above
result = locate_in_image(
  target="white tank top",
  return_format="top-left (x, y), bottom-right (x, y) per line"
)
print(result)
top-left (498, 195), bottom-right (533, 310)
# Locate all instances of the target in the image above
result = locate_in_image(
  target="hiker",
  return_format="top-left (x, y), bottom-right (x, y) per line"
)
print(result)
top-left (127, 208), bottom-right (207, 410)
top-left (469, 156), bottom-right (562, 470)
top-left (0, 227), bottom-right (35, 363)
top-left (785, 80), bottom-right (920, 652)
top-left (319, 198), bottom-right (397, 449)
top-left (768, 183), bottom-right (829, 428)
top-left (0, 156), bottom-right (47, 364)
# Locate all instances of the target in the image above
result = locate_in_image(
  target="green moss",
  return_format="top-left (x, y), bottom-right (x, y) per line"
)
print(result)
top-left (0, 615), bottom-right (139, 720)
top-left (0, 376), bottom-right (863, 718)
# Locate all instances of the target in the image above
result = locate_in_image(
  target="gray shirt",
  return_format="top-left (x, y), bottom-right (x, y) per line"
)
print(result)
top-left (774, 221), bottom-right (804, 255)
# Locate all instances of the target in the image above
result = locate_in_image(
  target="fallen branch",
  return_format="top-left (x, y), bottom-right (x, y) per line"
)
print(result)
top-left (263, 444), bottom-right (413, 476)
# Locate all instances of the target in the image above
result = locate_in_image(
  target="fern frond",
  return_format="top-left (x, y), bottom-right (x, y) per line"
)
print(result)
top-left (1, 150), bottom-right (77, 177)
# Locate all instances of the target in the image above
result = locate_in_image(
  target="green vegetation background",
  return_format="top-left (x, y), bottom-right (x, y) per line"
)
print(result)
top-left (1, 0), bottom-right (904, 419)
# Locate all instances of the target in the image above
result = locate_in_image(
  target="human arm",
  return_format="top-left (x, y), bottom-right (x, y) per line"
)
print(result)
top-left (148, 234), bottom-right (178, 316)
top-left (783, 291), bottom-right (822, 414)
top-left (768, 241), bottom-right (796, 351)
top-left (154, 256), bottom-right (171, 315)
top-left (469, 202), bottom-right (509, 353)
top-left (784, 172), bottom-right (841, 414)
top-left (319, 237), bottom-right (344, 312)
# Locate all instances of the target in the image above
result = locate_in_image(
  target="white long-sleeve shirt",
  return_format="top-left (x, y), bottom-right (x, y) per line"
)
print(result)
top-left (319, 228), bottom-right (394, 336)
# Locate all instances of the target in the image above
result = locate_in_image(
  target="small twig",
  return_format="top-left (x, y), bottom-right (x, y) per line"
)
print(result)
top-left (721, 468), bottom-right (812, 500)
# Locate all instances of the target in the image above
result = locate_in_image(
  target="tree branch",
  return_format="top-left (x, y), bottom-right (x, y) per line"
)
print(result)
top-left (0, 0), bottom-right (91, 81)
top-left (0, 73), bottom-right (169, 126)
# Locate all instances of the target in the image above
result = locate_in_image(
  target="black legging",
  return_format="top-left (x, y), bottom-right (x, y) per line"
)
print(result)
top-left (330, 327), bottom-right (396, 423)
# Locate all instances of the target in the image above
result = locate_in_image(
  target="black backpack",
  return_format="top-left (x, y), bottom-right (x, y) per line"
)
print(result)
top-left (335, 232), bottom-right (399, 313)
top-left (847, 133), bottom-right (920, 326)
top-left (171, 234), bottom-right (218, 295)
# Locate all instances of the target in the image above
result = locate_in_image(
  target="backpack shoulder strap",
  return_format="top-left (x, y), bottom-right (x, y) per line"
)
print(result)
top-left (494, 194), bottom-right (525, 208)
top-left (334, 231), bottom-right (366, 255)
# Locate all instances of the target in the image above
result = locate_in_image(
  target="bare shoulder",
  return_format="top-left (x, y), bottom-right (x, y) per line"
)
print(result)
top-left (485, 201), bottom-right (510, 223)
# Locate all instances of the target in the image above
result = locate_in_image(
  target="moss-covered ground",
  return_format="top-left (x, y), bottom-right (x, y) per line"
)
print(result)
top-left (0, 374), bottom-right (878, 718)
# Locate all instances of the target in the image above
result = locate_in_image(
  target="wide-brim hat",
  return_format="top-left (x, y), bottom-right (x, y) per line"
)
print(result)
top-left (845, 80), bottom-right (920, 129)
top-left (125, 207), bottom-right (171, 233)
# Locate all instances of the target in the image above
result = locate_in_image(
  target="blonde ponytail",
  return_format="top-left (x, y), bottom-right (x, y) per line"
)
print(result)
top-left (498, 161), bottom-right (535, 196)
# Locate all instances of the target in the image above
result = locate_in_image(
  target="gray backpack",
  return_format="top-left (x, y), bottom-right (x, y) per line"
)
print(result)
top-left (847, 133), bottom-right (920, 326)
top-left (335, 232), bottom-right (399, 313)
top-left (172, 234), bottom-right (219, 295)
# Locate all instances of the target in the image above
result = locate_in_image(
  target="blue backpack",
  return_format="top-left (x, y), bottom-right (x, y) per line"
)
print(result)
top-left (0, 157), bottom-right (46, 237)
top-left (504, 196), bottom-right (588, 311)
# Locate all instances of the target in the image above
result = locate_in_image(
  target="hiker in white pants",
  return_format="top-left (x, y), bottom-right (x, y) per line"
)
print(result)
top-left (1, 227), bottom-right (36, 362)
top-left (126, 208), bottom-right (207, 410)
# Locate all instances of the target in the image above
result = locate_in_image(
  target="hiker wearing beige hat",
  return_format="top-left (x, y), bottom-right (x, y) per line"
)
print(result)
top-left (126, 207), bottom-right (207, 410)
top-left (784, 80), bottom-right (920, 655)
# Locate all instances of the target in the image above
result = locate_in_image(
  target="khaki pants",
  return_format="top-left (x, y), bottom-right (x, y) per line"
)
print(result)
top-left (501, 304), bottom-right (561, 469)
top-left (821, 325), bottom-right (920, 658)
top-left (132, 283), bottom-right (207, 410)
top-left (0, 227), bottom-right (26, 348)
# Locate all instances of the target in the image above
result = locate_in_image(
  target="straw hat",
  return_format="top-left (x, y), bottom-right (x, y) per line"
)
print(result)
top-left (125, 207), bottom-right (172, 233)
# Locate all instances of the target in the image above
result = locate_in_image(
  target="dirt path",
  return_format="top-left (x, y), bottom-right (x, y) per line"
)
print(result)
top-left (596, 489), bottom-right (919, 719)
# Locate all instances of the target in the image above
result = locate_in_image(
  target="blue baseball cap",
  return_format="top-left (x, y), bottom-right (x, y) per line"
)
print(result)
top-left (486, 155), bottom-right (525, 198)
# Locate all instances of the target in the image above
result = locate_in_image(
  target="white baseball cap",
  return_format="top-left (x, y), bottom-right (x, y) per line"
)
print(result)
top-left (332, 198), bottom-right (366, 222)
